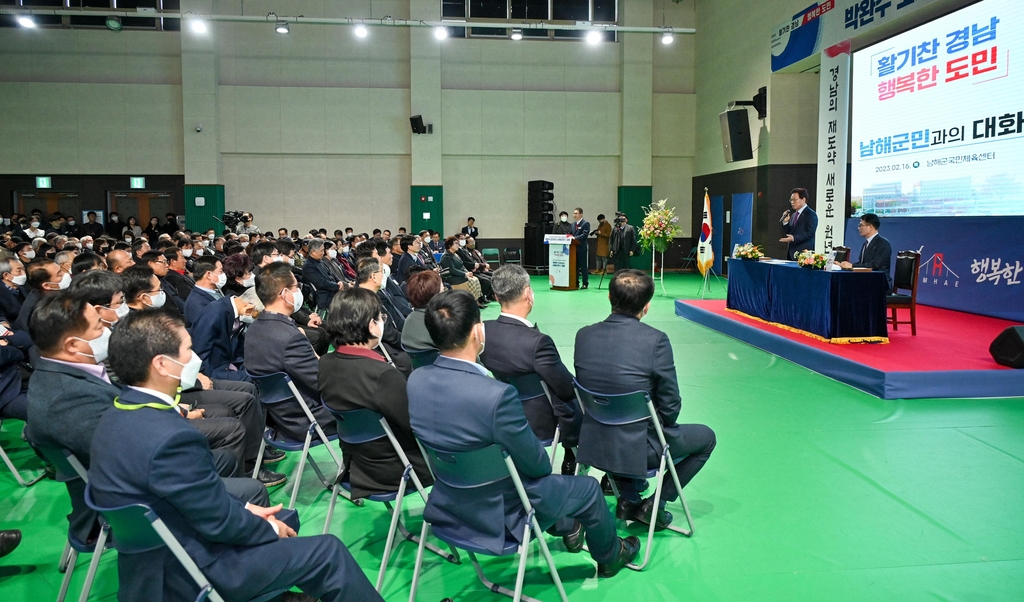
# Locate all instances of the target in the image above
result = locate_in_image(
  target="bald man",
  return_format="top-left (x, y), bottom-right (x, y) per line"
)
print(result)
top-left (106, 249), bottom-right (135, 275)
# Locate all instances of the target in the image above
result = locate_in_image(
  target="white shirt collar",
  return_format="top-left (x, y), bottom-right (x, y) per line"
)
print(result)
top-left (865, 232), bottom-right (877, 245)
top-left (499, 312), bottom-right (534, 328)
top-left (445, 355), bottom-right (489, 376)
top-left (127, 385), bottom-right (177, 407)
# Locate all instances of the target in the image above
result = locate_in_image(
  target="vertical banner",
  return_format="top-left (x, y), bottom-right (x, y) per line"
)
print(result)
top-left (815, 41), bottom-right (851, 254)
top-left (545, 234), bottom-right (572, 287)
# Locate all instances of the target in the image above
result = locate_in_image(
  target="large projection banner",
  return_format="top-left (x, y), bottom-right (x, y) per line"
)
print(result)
top-left (851, 0), bottom-right (1024, 217)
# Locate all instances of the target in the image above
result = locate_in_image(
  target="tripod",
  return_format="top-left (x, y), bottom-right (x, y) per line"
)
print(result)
top-left (697, 266), bottom-right (725, 299)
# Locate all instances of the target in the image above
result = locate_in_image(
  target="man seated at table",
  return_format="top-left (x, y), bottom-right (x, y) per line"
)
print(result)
top-left (837, 213), bottom-right (892, 289)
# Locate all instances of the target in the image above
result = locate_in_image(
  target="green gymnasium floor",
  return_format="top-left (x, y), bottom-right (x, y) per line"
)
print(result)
top-left (2, 273), bottom-right (1023, 601)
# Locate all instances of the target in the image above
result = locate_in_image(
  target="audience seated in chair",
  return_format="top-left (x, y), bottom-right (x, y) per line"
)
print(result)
top-left (183, 255), bottom-right (224, 328)
top-left (355, 257), bottom-right (412, 376)
top-left (400, 270), bottom-right (443, 353)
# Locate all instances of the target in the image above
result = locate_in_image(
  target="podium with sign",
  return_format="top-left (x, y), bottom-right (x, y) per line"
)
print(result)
top-left (545, 234), bottom-right (578, 290)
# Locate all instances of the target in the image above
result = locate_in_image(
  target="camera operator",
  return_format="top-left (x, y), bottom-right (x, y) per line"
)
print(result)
top-left (234, 212), bottom-right (261, 236)
top-left (609, 212), bottom-right (638, 272)
top-left (591, 213), bottom-right (612, 275)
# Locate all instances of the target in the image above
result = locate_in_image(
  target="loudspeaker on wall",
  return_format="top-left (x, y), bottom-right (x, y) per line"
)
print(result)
top-left (720, 109), bottom-right (753, 162)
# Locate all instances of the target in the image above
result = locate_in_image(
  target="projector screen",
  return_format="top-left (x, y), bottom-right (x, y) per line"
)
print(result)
top-left (851, 0), bottom-right (1024, 217)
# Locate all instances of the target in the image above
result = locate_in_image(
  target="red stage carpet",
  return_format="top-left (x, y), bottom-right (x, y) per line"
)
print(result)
top-left (675, 300), bottom-right (1024, 399)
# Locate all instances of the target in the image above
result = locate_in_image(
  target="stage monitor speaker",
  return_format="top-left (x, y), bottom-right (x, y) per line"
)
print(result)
top-left (719, 109), bottom-right (753, 162)
top-left (523, 222), bottom-right (550, 267)
top-left (528, 180), bottom-right (554, 191)
top-left (410, 115), bottom-right (427, 134)
top-left (990, 326), bottom-right (1024, 368)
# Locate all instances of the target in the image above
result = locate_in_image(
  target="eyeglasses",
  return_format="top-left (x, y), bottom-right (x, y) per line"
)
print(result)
top-left (378, 313), bottom-right (389, 324)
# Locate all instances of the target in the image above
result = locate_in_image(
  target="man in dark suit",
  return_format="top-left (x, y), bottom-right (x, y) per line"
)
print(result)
top-left (302, 239), bottom-right (343, 310)
top-left (570, 208), bottom-right (591, 288)
top-left (88, 309), bottom-right (381, 602)
top-left (0, 339), bottom-right (27, 421)
top-left (184, 255), bottom-right (224, 328)
top-left (609, 212), bottom-right (638, 272)
top-left (838, 212), bottom-right (893, 288)
top-left (779, 187), bottom-right (818, 260)
top-left (408, 289), bottom-right (640, 577)
top-left (191, 294), bottom-right (252, 382)
top-left (0, 257), bottom-right (28, 322)
top-left (143, 250), bottom-right (186, 316)
top-left (574, 270), bottom-right (716, 530)
top-left (395, 235), bottom-right (425, 285)
top-left (244, 263), bottom-right (336, 441)
top-left (460, 216), bottom-right (479, 239)
top-left (355, 257), bottom-right (412, 375)
top-left (15, 259), bottom-right (68, 332)
top-left (479, 265), bottom-right (581, 475)
top-left (163, 247), bottom-right (195, 301)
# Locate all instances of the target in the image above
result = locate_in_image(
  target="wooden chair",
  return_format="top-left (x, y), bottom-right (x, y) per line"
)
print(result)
top-left (886, 250), bottom-right (921, 335)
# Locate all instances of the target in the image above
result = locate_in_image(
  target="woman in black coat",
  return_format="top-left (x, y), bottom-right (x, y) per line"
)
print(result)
top-left (318, 287), bottom-right (433, 499)
top-left (439, 236), bottom-right (485, 307)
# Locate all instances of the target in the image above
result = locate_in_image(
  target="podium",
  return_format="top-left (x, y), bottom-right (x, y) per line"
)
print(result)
top-left (545, 234), bottom-right (578, 290)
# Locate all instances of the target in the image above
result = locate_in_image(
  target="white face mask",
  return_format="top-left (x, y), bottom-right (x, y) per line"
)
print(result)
top-left (240, 242), bottom-right (249, 249)
top-left (86, 243), bottom-right (93, 250)
top-left (102, 301), bottom-right (130, 326)
top-left (145, 290), bottom-right (166, 308)
top-left (382, 263), bottom-right (391, 282)
top-left (22, 250), bottom-right (35, 260)
top-left (242, 274), bottom-right (256, 288)
top-left (30, 222), bottom-right (40, 229)
top-left (287, 257), bottom-right (295, 265)
top-left (56, 272), bottom-right (72, 290)
top-left (475, 322), bottom-right (486, 353)
top-left (282, 288), bottom-right (303, 312)
top-left (182, 249), bottom-right (193, 257)
top-left (195, 248), bottom-right (204, 257)
top-left (125, 238), bottom-right (133, 244)
top-left (162, 351), bottom-right (203, 390)
top-left (67, 220), bottom-right (76, 226)
top-left (11, 273), bottom-right (27, 286)
top-left (216, 273), bottom-right (227, 288)
top-left (328, 249), bottom-right (338, 259)
top-left (459, 239), bottom-right (466, 246)
top-left (111, 216), bottom-right (118, 222)
top-left (208, 234), bottom-right (215, 240)
top-left (74, 327), bottom-right (111, 363)
top-left (370, 316), bottom-right (384, 349)
top-left (240, 314), bottom-right (255, 324)
top-left (423, 237), bottom-right (430, 244)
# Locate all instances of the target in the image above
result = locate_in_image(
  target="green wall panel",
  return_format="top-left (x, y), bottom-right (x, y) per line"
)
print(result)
top-left (184, 184), bottom-right (225, 234)
top-left (617, 186), bottom-right (653, 270)
top-left (410, 186), bottom-right (443, 236)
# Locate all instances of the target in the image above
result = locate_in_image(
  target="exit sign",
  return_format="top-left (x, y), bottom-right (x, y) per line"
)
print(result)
top-left (130, 177), bottom-right (146, 189)
top-left (36, 177), bottom-right (51, 188)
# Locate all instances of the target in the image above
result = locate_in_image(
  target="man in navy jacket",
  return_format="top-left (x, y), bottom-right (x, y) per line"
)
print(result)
top-left (89, 309), bottom-right (381, 602)
top-left (779, 187), bottom-right (818, 260)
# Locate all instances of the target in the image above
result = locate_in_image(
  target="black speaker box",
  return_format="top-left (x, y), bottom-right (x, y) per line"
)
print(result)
top-left (523, 222), bottom-right (550, 267)
top-left (528, 180), bottom-right (554, 191)
top-left (990, 326), bottom-right (1024, 368)
top-left (410, 115), bottom-right (427, 134)
top-left (719, 109), bottom-right (753, 162)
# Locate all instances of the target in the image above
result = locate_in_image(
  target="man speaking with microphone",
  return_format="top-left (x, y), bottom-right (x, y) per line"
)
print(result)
top-left (779, 188), bottom-right (817, 260)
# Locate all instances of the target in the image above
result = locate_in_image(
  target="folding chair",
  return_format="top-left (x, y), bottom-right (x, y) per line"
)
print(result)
top-left (322, 408), bottom-right (458, 592)
top-left (491, 372), bottom-right (562, 466)
top-left (408, 442), bottom-right (568, 602)
top-left (33, 445), bottom-right (109, 602)
top-left (250, 372), bottom-right (346, 509)
top-left (503, 247), bottom-right (522, 266)
top-left (403, 346), bottom-right (439, 370)
top-left (0, 418), bottom-right (44, 486)
top-left (482, 248), bottom-right (502, 268)
top-left (573, 381), bottom-right (694, 572)
top-left (84, 484), bottom-right (288, 602)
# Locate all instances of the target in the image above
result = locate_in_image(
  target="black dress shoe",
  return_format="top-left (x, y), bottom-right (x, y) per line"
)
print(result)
top-left (262, 447), bottom-right (286, 464)
top-left (614, 498), bottom-right (640, 521)
top-left (0, 529), bottom-right (22, 559)
top-left (633, 496), bottom-right (673, 531)
top-left (597, 536), bottom-right (641, 577)
top-left (600, 475), bottom-right (614, 496)
top-left (257, 468), bottom-right (287, 487)
top-left (560, 459), bottom-right (577, 475)
top-left (581, 283), bottom-right (589, 289)
top-left (562, 520), bottom-right (585, 553)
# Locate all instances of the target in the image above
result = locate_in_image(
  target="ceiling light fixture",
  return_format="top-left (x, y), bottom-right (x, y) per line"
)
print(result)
top-left (17, 16), bottom-right (36, 28)
top-left (511, 28), bottom-right (523, 41)
top-left (190, 19), bottom-right (207, 34)
top-left (275, 21), bottom-right (290, 33)
top-left (661, 30), bottom-right (673, 45)
top-left (434, 26), bottom-right (448, 40)
top-left (105, 16), bottom-right (122, 31)
top-left (586, 30), bottom-right (602, 45)
top-left (354, 24), bottom-right (368, 38)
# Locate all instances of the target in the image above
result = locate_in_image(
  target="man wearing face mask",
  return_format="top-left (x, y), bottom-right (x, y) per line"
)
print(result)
top-left (104, 212), bottom-right (123, 238)
top-left (302, 239), bottom-right (344, 311)
top-left (354, 257), bottom-right (412, 375)
top-left (244, 263), bottom-right (338, 442)
top-left (184, 256), bottom-right (226, 328)
top-left (408, 289), bottom-right (641, 577)
top-left (14, 259), bottom-right (70, 333)
top-left (479, 266), bottom-right (582, 475)
top-left (553, 211), bottom-right (573, 235)
top-left (574, 270), bottom-right (716, 530)
top-left (0, 258), bottom-right (28, 323)
top-left (191, 290), bottom-right (257, 383)
top-left (143, 250), bottom-right (185, 316)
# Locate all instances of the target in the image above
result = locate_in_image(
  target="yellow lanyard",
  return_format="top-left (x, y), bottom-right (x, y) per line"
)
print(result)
top-left (113, 389), bottom-right (182, 411)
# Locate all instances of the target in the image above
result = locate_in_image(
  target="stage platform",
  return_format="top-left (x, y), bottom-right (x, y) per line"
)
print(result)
top-left (675, 299), bottom-right (1024, 399)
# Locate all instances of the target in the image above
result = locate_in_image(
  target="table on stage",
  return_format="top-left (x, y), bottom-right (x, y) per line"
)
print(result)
top-left (726, 258), bottom-right (890, 343)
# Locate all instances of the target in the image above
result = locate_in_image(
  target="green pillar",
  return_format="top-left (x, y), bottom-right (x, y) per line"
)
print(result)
top-left (184, 184), bottom-right (225, 234)
top-left (617, 186), bottom-right (653, 270)
top-left (410, 186), bottom-right (443, 235)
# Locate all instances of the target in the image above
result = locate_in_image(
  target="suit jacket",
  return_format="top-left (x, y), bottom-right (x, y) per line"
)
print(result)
top-left (854, 234), bottom-right (893, 288)
top-left (160, 276), bottom-right (186, 315)
top-left (408, 356), bottom-right (573, 555)
top-left (26, 358), bottom-right (120, 542)
top-left (191, 296), bottom-right (248, 381)
top-left (165, 270), bottom-right (196, 302)
top-left (609, 224), bottom-right (638, 256)
top-left (400, 309), bottom-right (434, 352)
top-left (574, 313), bottom-right (681, 476)
top-left (183, 286), bottom-right (220, 328)
top-left (479, 316), bottom-right (579, 443)
top-left (383, 278), bottom-right (412, 316)
top-left (302, 257), bottom-right (340, 309)
top-left (571, 219), bottom-right (591, 255)
top-left (0, 345), bottom-right (26, 413)
top-left (14, 288), bottom-right (42, 332)
top-left (87, 387), bottom-right (278, 600)
top-left (319, 349), bottom-right (433, 498)
top-left (781, 206), bottom-right (818, 260)
top-left (378, 289), bottom-right (407, 332)
top-left (461, 226), bottom-right (479, 238)
top-left (395, 252), bottom-right (423, 285)
top-left (0, 283), bottom-right (28, 322)
top-left (243, 311), bottom-right (333, 441)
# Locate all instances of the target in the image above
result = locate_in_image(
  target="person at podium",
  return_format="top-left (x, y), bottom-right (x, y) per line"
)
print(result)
top-left (570, 208), bottom-right (590, 289)
top-left (837, 213), bottom-right (892, 288)
top-left (779, 188), bottom-right (817, 260)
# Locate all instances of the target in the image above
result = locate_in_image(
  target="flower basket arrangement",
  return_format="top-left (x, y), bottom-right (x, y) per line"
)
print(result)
top-left (796, 249), bottom-right (829, 270)
top-left (639, 199), bottom-right (683, 254)
top-left (734, 243), bottom-right (764, 261)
